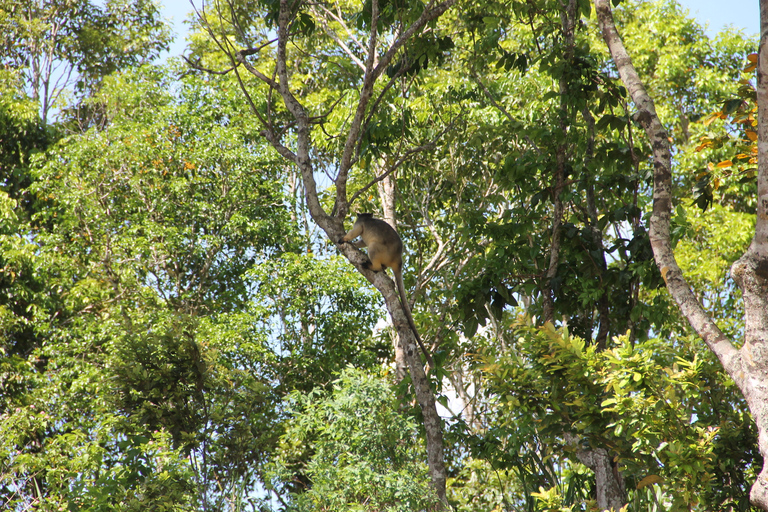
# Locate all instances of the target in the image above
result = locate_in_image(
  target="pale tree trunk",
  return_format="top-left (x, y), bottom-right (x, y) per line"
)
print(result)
top-left (195, 0), bottom-right (455, 504)
top-left (566, 436), bottom-right (626, 512)
top-left (274, 0), bottom-right (452, 501)
top-left (595, 0), bottom-right (768, 508)
top-left (376, 165), bottom-right (409, 381)
top-left (734, 2), bottom-right (768, 506)
top-left (377, 164), bottom-right (398, 227)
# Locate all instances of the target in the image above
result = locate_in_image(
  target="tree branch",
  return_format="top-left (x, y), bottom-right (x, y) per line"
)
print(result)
top-left (334, 0), bottom-right (457, 219)
top-left (275, 0), bottom-right (329, 224)
top-left (348, 127), bottom-right (453, 207)
top-left (310, 4), bottom-right (367, 72)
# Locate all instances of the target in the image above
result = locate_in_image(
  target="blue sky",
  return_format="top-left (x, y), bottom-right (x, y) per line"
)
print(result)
top-left (159, 0), bottom-right (760, 59)
top-left (680, 0), bottom-right (759, 36)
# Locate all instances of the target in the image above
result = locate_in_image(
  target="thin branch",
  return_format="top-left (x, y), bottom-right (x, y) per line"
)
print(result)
top-left (471, 72), bottom-right (514, 122)
top-left (356, 64), bottom-right (410, 160)
top-left (275, 0), bottom-right (327, 222)
top-left (471, 72), bottom-right (541, 154)
top-left (183, 55), bottom-right (236, 75)
top-left (231, 57), bottom-right (273, 133)
top-left (335, 0), bottom-right (380, 215)
top-left (348, 122), bottom-right (456, 206)
top-left (234, 51), bottom-right (280, 89)
top-left (310, 4), bottom-right (366, 71)
top-left (370, 0), bottom-right (456, 80)
top-left (335, 0), bottom-right (458, 218)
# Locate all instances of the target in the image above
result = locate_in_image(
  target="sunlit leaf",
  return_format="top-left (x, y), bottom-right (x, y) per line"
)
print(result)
top-left (704, 111), bottom-right (725, 126)
top-left (637, 474), bottom-right (664, 489)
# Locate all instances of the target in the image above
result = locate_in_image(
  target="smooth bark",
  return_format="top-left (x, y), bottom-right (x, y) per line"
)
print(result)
top-left (595, 0), bottom-right (768, 507)
top-left (568, 438), bottom-right (626, 511)
top-left (376, 166), bottom-right (410, 382)
top-left (204, 0), bottom-right (455, 504)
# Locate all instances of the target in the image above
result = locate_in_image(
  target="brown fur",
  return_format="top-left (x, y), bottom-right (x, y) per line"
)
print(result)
top-left (340, 214), bottom-right (434, 368)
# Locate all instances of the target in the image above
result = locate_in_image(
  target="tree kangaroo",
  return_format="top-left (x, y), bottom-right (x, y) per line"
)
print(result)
top-left (339, 213), bottom-right (434, 368)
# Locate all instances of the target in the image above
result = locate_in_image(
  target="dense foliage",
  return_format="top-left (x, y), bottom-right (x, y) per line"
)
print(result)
top-left (0, 0), bottom-right (762, 511)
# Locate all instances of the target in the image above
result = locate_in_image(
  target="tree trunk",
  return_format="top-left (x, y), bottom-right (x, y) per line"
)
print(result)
top-left (267, 0), bottom-right (454, 504)
top-left (569, 439), bottom-right (626, 511)
top-left (732, 2), bottom-right (768, 506)
top-left (376, 164), bottom-right (409, 382)
top-left (549, 3), bottom-right (630, 509)
top-left (594, 0), bottom-right (768, 507)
